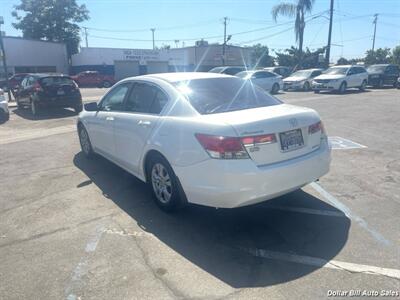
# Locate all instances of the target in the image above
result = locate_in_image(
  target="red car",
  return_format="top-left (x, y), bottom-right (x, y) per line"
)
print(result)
top-left (71, 71), bottom-right (115, 88)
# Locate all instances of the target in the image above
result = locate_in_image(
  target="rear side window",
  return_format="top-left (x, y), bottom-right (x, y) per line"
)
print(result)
top-left (40, 77), bottom-right (74, 86)
top-left (174, 77), bottom-right (281, 115)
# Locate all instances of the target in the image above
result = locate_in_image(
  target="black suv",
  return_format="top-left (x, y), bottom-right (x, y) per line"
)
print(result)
top-left (367, 64), bottom-right (400, 88)
top-left (15, 74), bottom-right (83, 116)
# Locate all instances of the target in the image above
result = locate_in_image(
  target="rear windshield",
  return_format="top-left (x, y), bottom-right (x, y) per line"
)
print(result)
top-left (174, 77), bottom-right (282, 115)
top-left (40, 77), bottom-right (75, 86)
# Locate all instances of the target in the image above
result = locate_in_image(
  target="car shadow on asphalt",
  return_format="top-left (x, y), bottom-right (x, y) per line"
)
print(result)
top-left (73, 152), bottom-right (350, 288)
top-left (12, 107), bottom-right (77, 120)
top-left (316, 89), bottom-right (371, 95)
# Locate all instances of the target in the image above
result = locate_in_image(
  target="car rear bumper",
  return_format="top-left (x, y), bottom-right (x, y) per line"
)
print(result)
top-left (36, 96), bottom-right (82, 108)
top-left (174, 138), bottom-right (331, 208)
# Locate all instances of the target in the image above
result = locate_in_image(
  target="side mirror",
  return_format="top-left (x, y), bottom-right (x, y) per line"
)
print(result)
top-left (84, 102), bottom-right (99, 112)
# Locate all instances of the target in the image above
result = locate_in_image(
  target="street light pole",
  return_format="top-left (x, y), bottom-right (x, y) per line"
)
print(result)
top-left (0, 16), bottom-right (12, 101)
top-left (222, 17), bottom-right (227, 66)
top-left (372, 14), bottom-right (378, 51)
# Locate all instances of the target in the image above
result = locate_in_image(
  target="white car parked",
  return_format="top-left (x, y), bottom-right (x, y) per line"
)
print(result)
top-left (312, 65), bottom-right (368, 93)
top-left (77, 73), bottom-right (331, 211)
top-left (283, 68), bottom-right (323, 91)
top-left (236, 70), bottom-right (283, 94)
top-left (0, 89), bottom-right (10, 122)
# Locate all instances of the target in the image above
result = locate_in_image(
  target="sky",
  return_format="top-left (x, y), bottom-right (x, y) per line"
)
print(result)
top-left (1, 0), bottom-right (399, 62)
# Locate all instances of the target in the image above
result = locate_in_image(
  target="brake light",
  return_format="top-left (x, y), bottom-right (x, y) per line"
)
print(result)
top-left (33, 82), bottom-right (43, 92)
top-left (241, 133), bottom-right (276, 146)
top-left (309, 121), bottom-right (324, 134)
top-left (195, 134), bottom-right (249, 159)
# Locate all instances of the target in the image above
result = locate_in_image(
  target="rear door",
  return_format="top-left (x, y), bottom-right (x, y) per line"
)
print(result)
top-left (88, 83), bottom-right (131, 158)
top-left (113, 82), bottom-right (169, 175)
top-left (19, 76), bottom-right (35, 104)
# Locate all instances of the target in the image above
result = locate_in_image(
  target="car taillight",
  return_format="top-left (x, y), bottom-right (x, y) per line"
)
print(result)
top-left (33, 82), bottom-right (43, 92)
top-left (195, 134), bottom-right (249, 159)
top-left (309, 121), bottom-right (324, 134)
top-left (241, 133), bottom-right (276, 146)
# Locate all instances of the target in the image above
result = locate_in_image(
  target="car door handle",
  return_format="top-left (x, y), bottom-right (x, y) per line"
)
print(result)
top-left (138, 120), bottom-right (151, 127)
top-left (106, 116), bottom-right (114, 121)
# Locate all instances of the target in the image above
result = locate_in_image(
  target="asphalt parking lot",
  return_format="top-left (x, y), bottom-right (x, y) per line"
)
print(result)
top-left (0, 87), bottom-right (399, 299)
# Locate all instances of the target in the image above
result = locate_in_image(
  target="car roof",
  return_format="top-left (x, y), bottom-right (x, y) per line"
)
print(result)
top-left (128, 72), bottom-right (234, 83)
top-left (27, 73), bottom-right (71, 78)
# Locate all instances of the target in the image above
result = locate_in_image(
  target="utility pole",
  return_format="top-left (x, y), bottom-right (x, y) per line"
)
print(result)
top-left (325, 0), bottom-right (334, 67)
top-left (222, 17), bottom-right (227, 66)
top-left (83, 27), bottom-right (89, 47)
top-left (151, 28), bottom-right (155, 50)
top-left (0, 16), bottom-right (12, 101)
top-left (372, 14), bottom-right (378, 51)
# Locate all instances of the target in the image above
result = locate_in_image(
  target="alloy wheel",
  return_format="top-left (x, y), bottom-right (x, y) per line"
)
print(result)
top-left (151, 163), bottom-right (172, 204)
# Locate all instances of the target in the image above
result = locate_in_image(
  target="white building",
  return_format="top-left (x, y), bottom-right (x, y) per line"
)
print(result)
top-left (71, 44), bottom-right (253, 80)
top-left (0, 36), bottom-right (69, 77)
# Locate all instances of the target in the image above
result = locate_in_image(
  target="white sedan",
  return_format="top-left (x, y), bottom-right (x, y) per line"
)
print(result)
top-left (77, 72), bottom-right (331, 211)
top-left (0, 89), bottom-right (9, 122)
top-left (236, 70), bottom-right (283, 94)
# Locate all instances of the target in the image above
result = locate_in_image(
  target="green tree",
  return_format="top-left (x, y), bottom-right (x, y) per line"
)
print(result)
top-left (275, 46), bottom-right (325, 69)
top-left (272, 0), bottom-right (315, 66)
top-left (364, 48), bottom-right (391, 65)
top-left (337, 57), bottom-right (350, 65)
top-left (251, 44), bottom-right (274, 68)
top-left (12, 0), bottom-right (89, 59)
top-left (391, 46), bottom-right (400, 66)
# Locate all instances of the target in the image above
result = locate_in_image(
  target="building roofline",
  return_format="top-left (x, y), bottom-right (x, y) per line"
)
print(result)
top-left (3, 36), bottom-right (66, 46)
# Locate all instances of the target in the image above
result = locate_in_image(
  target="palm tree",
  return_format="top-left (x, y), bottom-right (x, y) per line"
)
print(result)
top-left (272, 0), bottom-right (315, 66)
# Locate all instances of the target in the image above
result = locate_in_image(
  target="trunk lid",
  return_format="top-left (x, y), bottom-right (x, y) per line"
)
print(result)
top-left (199, 104), bottom-right (323, 165)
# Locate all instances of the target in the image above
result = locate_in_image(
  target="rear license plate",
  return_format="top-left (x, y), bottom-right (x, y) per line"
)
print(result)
top-left (57, 89), bottom-right (65, 95)
top-left (280, 129), bottom-right (304, 152)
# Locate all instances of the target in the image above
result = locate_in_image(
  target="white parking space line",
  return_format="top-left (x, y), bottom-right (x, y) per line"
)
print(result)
top-left (310, 182), bottom-right (391, 247)
top-left (241, 248), bottom-right (400, 280)
top-left (0, 125), bottom-right (75, 145)
top-left (65, 225), bottom-right (105, 300)
top-left (267, 205), bottom-right (346, 217)
top-left (329, 136), bottom-right (367, 150)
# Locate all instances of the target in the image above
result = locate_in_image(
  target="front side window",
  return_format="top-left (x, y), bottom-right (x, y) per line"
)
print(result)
top-left (99, 83), bottom-right (130, 111)
top-left (174, 77), bottom-right (282, 115)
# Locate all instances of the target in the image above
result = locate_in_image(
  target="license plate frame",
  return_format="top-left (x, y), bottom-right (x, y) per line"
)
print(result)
top-left (279, 129), bottom-right (304, 152)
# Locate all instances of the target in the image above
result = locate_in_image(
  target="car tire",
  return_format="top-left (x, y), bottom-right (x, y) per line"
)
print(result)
top-left (303, 81), bottom-right (310, 92)
top-left (338, 82), bottom-right (347, 94)
top-left (74, 104), bottom-right (83, 114)
top-left (271, 83), bottom-right (280, 94)
top-left (78, 124), bottom-right (95, 159)
top-left (147, 153), bottom-right (185, 212)
top-left (359, 80), bottom-right (367, 91)
top-left (102, 81), bottom-right (111, 88)
top-left (31, 100), bottom-right (40, 117)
